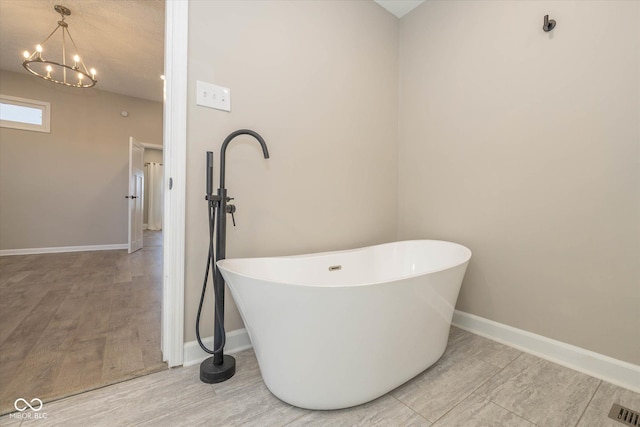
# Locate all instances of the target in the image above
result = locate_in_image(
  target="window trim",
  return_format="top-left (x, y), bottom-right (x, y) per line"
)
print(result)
top-left (0, 94), bottom-right (51, 133)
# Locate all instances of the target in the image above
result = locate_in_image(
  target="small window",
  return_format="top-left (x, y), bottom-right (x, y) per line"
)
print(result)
top-left (0, 95), bottom-right (50, 133)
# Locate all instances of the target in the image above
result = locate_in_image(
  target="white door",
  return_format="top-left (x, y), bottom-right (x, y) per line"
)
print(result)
top-left (128, 137), bottom-right (145, 253)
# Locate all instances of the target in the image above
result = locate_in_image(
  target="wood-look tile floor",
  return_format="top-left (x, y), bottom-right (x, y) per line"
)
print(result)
top-left (2, 327), bottom-right (638, 426)
top-left (0, 231), bottom-right (166, 416)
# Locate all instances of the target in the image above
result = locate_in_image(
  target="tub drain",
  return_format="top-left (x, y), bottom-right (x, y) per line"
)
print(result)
top-left (609, 403), bottom-right (639, 426)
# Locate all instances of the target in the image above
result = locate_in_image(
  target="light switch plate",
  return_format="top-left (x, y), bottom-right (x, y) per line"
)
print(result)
top-left (196, 80), bottom-right (231, 112)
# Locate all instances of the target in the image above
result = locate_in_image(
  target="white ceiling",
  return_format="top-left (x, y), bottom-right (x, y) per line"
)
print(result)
top-left (0, 0), bottom-right (165, 102)
top-left (374, 0), bottom-right (425, 18)
top-left (0, 1), bottom-right (423, 103)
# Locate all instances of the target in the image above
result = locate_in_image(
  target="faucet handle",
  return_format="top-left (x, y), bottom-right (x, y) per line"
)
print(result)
top-left (226, 204), bottom-right (236, 226)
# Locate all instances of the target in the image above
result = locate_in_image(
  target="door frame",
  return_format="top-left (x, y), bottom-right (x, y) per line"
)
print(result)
top-left (162, 0), bottom-right (188, 367)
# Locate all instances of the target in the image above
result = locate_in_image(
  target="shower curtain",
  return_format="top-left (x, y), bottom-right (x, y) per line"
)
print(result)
top-left (147, 162), bottom-right (164, 230)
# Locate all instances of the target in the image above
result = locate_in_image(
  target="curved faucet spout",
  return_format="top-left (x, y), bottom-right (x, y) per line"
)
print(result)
top-left (219, 129), bottom-right (270, 189)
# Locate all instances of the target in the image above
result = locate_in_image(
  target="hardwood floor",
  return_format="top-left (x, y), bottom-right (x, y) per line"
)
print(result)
top-left (0, 231), bottom-right (166, 415)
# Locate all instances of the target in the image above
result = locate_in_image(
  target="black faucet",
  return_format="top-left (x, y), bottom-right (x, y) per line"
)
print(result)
top-left (200, 129), bottom-right (270, 384)
top-left (215, 128), bottom-right (270, 294)
top-left (219, 129), bottom-right (270, 189)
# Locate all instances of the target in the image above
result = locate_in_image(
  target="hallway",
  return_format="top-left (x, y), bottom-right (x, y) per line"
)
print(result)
top-left (0, 231), bottom-right (165, 415)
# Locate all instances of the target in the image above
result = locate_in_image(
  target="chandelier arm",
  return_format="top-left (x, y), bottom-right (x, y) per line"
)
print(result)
top-left (38, 23), bottom-right (62, 47)
top-left (62, 25), bottom-right (67, 82)
top-left (27, 23), bottom-right (61, 61)
top-left (64, 27), bottom-right (91, 75)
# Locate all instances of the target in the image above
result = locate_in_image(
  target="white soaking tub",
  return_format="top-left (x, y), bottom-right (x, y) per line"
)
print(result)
top-left (217, 240), bottom-right (471, 410)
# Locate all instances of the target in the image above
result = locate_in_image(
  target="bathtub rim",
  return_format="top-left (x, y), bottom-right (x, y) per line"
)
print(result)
top-left (217, 239), bottom-right (472, 288)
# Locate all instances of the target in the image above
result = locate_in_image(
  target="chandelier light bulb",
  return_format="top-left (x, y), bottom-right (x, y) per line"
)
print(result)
top-left (23, 51), bottom-right (30, 59)
top-left (46, 65), bottom-right (53, 78)
top-left (36, 44), bottom-right (43, 52)
top-left (90, 68), bottom-right (96, 77)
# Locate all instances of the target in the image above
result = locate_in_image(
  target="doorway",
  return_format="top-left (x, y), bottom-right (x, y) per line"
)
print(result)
top-left (1, 2), bottom-right (178, 414)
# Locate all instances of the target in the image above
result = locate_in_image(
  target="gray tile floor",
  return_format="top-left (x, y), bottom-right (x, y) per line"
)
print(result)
top-left (1, 327), bottom-right (638, 426)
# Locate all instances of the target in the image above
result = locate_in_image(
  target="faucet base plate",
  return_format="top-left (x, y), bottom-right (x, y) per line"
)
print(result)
top-left (200, 354), bottom-right (236, 383)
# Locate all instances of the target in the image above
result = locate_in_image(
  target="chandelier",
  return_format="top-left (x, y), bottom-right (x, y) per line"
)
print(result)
top-left (22, 5), bottom-right (97, 88)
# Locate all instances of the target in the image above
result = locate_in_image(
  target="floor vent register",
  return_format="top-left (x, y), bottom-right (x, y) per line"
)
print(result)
top-left (609, 403), bottom-right (639, 426)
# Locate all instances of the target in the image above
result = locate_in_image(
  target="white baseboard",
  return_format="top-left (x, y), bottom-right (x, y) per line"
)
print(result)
top-left (452, 310), bottom-right (640, 393)
top-left (181, 314), bottom-right (640, 393)
top-left (0, 243), bottom-right (128, 256)
top-left (183, 328), bottom-right (252, 367)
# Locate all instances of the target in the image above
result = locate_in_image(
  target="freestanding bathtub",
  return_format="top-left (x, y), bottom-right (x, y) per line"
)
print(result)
top-left (217, 240), bottom-right (471, 410)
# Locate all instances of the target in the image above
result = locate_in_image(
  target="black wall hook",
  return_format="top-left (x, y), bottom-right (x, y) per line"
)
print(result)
top-left (543, 14), bottom-right (556, 32)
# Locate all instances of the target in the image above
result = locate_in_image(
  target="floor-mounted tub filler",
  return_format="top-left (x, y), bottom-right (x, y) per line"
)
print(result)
top-left (217, 240), bottom-right (472, 410)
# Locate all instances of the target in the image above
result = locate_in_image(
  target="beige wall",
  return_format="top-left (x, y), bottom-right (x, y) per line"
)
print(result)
top-left (397, 1), bottom-right (640, 364)
top-left (0, 70), bottom-right (163, 249)
top-left (186, 1), bottom-right (399, 339)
